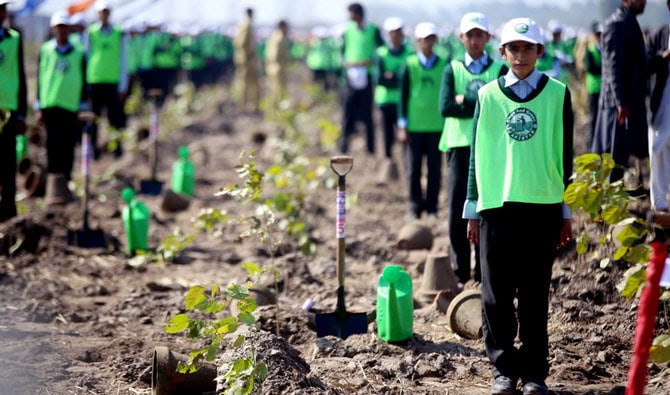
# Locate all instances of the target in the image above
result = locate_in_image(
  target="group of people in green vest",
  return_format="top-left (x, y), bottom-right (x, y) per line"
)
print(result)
top-left (339, 4), bottom-right (577, 395)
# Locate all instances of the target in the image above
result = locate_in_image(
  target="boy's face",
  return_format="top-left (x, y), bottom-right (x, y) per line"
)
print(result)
top-left (499, 40), bottom-right (544, 79)
top-left (460, 28), bottom-right (490, 58)
top-left (52, 24), bottom-right (69, 42)
top-left (417, 35), bottom-right (436, 54)
top-left (388, 28), bottom-right (404, 47)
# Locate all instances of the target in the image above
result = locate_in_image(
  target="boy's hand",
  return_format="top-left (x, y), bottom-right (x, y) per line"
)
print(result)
top-left (455, 94), bottom-right (465, 105)
top-left (467, 219), bottom-right (480, 245)
top-left (397, 128), bottom-right (408, 144)
top-left (558, 218), bottom-right (572, 248)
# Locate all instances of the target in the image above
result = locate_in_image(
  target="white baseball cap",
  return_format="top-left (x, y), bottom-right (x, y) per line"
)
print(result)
top-left (460, 12), bottom-right (489, 34)
top-left (383, 17), bottom-right (403, 33)
top-left (547, 19), bottom-right (563, 34)
top-left (0, 0), bottom-right (11, 6)
top-left (50, 11), bottom-right (70, 27)
top-left (95, 0), bottom-right (111, 12)
top-left (414, 22), bottom-right (438, 39)
top-left (69, 12), bottom-right (87, 26)
top-left (499, 17), bottom-right (544, 46)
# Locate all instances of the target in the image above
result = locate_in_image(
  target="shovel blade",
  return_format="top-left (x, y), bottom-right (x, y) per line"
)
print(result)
top-left (139, 179), bottom-right (164, 196)
top-left (67, 229), bottom-right (106, 249)
top-left (314, 311), bottom-right (368, 339)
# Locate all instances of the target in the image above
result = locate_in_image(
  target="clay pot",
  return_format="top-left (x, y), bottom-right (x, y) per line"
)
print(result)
top-left (161, 189), bottom-right (190, 213)
top-left (397, 222), bottom-right (434, 250)
top-left (446, 289), bottom-right (483, 340)
top-left (419, 253), bottom-right (459, 304)
top-left (44, 173), bottom-right (73, 206)
top-left (23, 165), bottom-right (46, 198)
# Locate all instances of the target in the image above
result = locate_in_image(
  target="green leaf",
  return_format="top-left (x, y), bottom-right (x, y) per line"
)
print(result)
top-left (165, 313), bottom-right (190, 333)
top-left (242, 262), bottom-right (262, 277)
top-left (233, 335), bottom-right (246, 348)
top-left (211, 285), bottom-right (220, 298)
top-left (216, 317), bottom-right (239, 335)
top-left (650, 343), bottom-right (670, 363)
top-left (623, 244), bottom-right (651, 264)
top-left (661, 291), bottom-right (670, 300)
top-left (575, 153), bottom-right (602, 172)
top-left (229, 284), bottom-right (250, 299)
top-left (255, 362), bottom-right (269, 381)
top-left (602, 204), bottom-right (630, 225)
top-left (238, 312), bottom-right (256, 326)
top-left (615, 225), bottom-right (643, 247)
top-left (563, 182), bottom-right (585, 207)
top-left (185, 286), bottom-right (207, 310)
top-left (599, 153), bottom-right (616, 179)
top-left (237, 297), bottom-right (258, 314)
top-left (614, 246), bottom-right (629, 261)
top-left (576, 233), bottom-right (589, 255)
top-left (583, 188), bottom-right (603, 215)
top-left (617, 266), bottom-right (647, 299)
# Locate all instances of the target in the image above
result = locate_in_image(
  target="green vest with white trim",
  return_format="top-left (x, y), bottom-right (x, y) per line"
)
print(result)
top-left (474, 77), bottom-right (566, 212)
top-left (0, 29), bottom-right (21, 111)
top-left (439, 59), bottom-right (504, 151)
top-left (39, 41), bottom-right (84, 112)
top-left (406, 54), bottom-right (446, 132)
top-left (343, 22), bottom-right (378, 72)
top-left (87, 24), bottom-right (122, 83)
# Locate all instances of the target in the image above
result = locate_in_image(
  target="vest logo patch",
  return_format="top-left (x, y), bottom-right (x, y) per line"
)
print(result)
top-left (466, 79), bottom-right (486, 96)
top-left (0, 50), bottom-right (4, 66)
top-left (505, 108), bottom-right (537, 141)
top-left (55, 58), bottom-right (70, 74)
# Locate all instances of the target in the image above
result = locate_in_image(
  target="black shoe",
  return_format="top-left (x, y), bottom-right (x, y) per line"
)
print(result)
top-left (522, 379), bottom-right (548, 395)
top-left (491, 375), bottom-right (517, 395)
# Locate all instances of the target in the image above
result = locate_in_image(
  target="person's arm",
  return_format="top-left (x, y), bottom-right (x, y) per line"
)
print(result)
top-left (584, 47), bottom-right (601, 76)
top-left (602, 20), bottom-right (626, 108)
top-left (80, 53), bottom-right (89, 106)
top-left (374, 26), bottom-right (384, 48)
top-left (465, 99), bottom-right (480, 204)
top-left (559, 86), bottom-right (575, 244)
top-left (118, 32), bottom-right (129, 94)
top-left (646, 27), bottom-right (669, 77)
top-left (439, 62), bottom-right (459, 117)
top-left (397, 63), bottom-right (409, 128)
top-left (376, 52), bottom-right (398, 88)
top-left (16, 31), bottom-right (27, 121)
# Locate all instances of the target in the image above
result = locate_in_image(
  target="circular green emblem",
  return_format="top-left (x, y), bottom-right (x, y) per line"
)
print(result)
top-left (55, 58), bottom-right (70, 74)
top-left (515, 23), bottom-right (529, 34)
top-left (505, 108), bottom-right (537, 141)
top-left (465, 79), bottom-right (486, 96)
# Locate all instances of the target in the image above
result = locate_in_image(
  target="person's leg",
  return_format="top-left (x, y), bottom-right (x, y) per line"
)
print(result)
top-left (43, 108), bottom-right (65, 175)
top-left (379, 104), bottom-right (397, 159)
top-left (405, 133), bottom-right (423, 218)
top-left (106, 83), bottom-right (127, 158)
top-left (61, 110), bottom-right (79, 180)
top-left (425, 133), bottom-right (442, 216)
top-left (361, 80), bottom-right (375, 155)
top-left (516, 204), bottom-right (561, 383)
top-left (610, 119), bottom-right (629, 182)
top-left (447, 146), bottom-right (473, 283)
top-left (0, 115), bottom-right (18, 221)
top-left (339, 84), bottom-right (357, 154)
top-left (480, 206), bottom-right (521, 381)
top-left (89, 83), bottom-right (105, 159)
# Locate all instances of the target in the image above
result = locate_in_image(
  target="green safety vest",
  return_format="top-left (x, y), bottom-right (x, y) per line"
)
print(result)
top-left (406, 54), bottom-right (446, 132)
top-left (306, 39), bottom-right (329, 70)
top-left (181, 36), bottom-right (205, 71)
top-left (585, 44), bottom-right (602, 94)
top-left (439, 59), bottom-right (504, 151)
top-left (87, 24), bottom-right (122, 83)
top-left (39, 42), bottom-right (84, 112)
top-left (374, 45), bottom-right (412, 105)
top-left (343, 21), bottom-right (377, 71)
top-left (139, 31), bottom-right (157, 70)
top-left (0, 29), bottom-right (20, 111)
top-left (474, 78), bottom-right (566, 212)
top-left (154, 33), bottom-right (181, 69)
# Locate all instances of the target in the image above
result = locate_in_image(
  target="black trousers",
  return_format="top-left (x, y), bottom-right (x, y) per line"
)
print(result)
top-left (42, 107), bottom-right (78, 179)
top-left (0, 114), bottom-right (19, 221)
top-left (405, 132), bottom-right (442, 217)
top-left (378, 104), bottom-right (397, 159)
top-left (90, 83), bottom-right (127, 155)
top-left (479, 203), bottom-right (562, 381)
top-left (587, 92), bottom-right (599, 150)
top-left (339, 77), bottom-right (375, 154)
top-left (447, 146), bottom-right (480, 283)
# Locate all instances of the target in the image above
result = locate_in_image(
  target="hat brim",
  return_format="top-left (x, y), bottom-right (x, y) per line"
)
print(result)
top-left (500, 35), bottom-right (542, 47)
top-left (460, 23), bottom-right (489, 34)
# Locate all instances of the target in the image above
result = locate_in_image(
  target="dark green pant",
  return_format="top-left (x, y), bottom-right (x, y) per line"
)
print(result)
top-left (0, 115), bottom-right (18, 222)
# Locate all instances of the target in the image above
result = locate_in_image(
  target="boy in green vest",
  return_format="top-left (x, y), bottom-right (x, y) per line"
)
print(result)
top-left (375, 17), bottom-right (412, 163)
top-left (397, 22), bottom-right (445, 219)
top-left (464, 18), bottom-right (573, 395)
top-left (36, 12), bottom-right (87, 186)
top-left (438, 12), bottom-right (507, 284)
top-left (86, 0), bottom-right (128, 158)
top-left (339, 3), bottom-right (384, 154)
top-left (584, 22), bottom-right (602, 148)
top-left (0, 0), bottom-right (28, 222)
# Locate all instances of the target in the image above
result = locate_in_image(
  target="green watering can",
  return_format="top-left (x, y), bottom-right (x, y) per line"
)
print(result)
top-left (16, 134), bottom-right (27, 163)
top-left (121, 187), bottom-right (150, 253)
top-left (171, 146), bottom-right (195, 196)
top-left (377, 265), bottom-right (413, 342)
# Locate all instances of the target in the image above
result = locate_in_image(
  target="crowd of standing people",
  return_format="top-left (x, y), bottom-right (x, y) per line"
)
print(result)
top-left (1, 0), bottom-right (669, 394)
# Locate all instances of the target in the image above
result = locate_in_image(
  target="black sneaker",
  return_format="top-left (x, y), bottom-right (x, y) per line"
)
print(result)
top-left (492, 375), bottom-right (517, 395)
top-left (522, 379), bottom-right (548, 395)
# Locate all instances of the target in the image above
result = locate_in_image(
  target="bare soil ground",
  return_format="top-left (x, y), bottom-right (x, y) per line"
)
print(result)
top-left (1, 67), bottom-right (669, 395)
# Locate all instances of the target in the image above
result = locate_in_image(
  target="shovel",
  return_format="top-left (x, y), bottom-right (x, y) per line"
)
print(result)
top-left (140, 89), bottom-right (164, 195)
top-left (314, 156), bottom-right (368, 339)
top-left (67, 112), bottom-right (106, 248)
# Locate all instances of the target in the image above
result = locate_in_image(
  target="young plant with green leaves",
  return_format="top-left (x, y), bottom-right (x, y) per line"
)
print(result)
top-left (564, 152), bottom-right (669, 363)
top-left (165, 262), bottom-right (270, 394)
